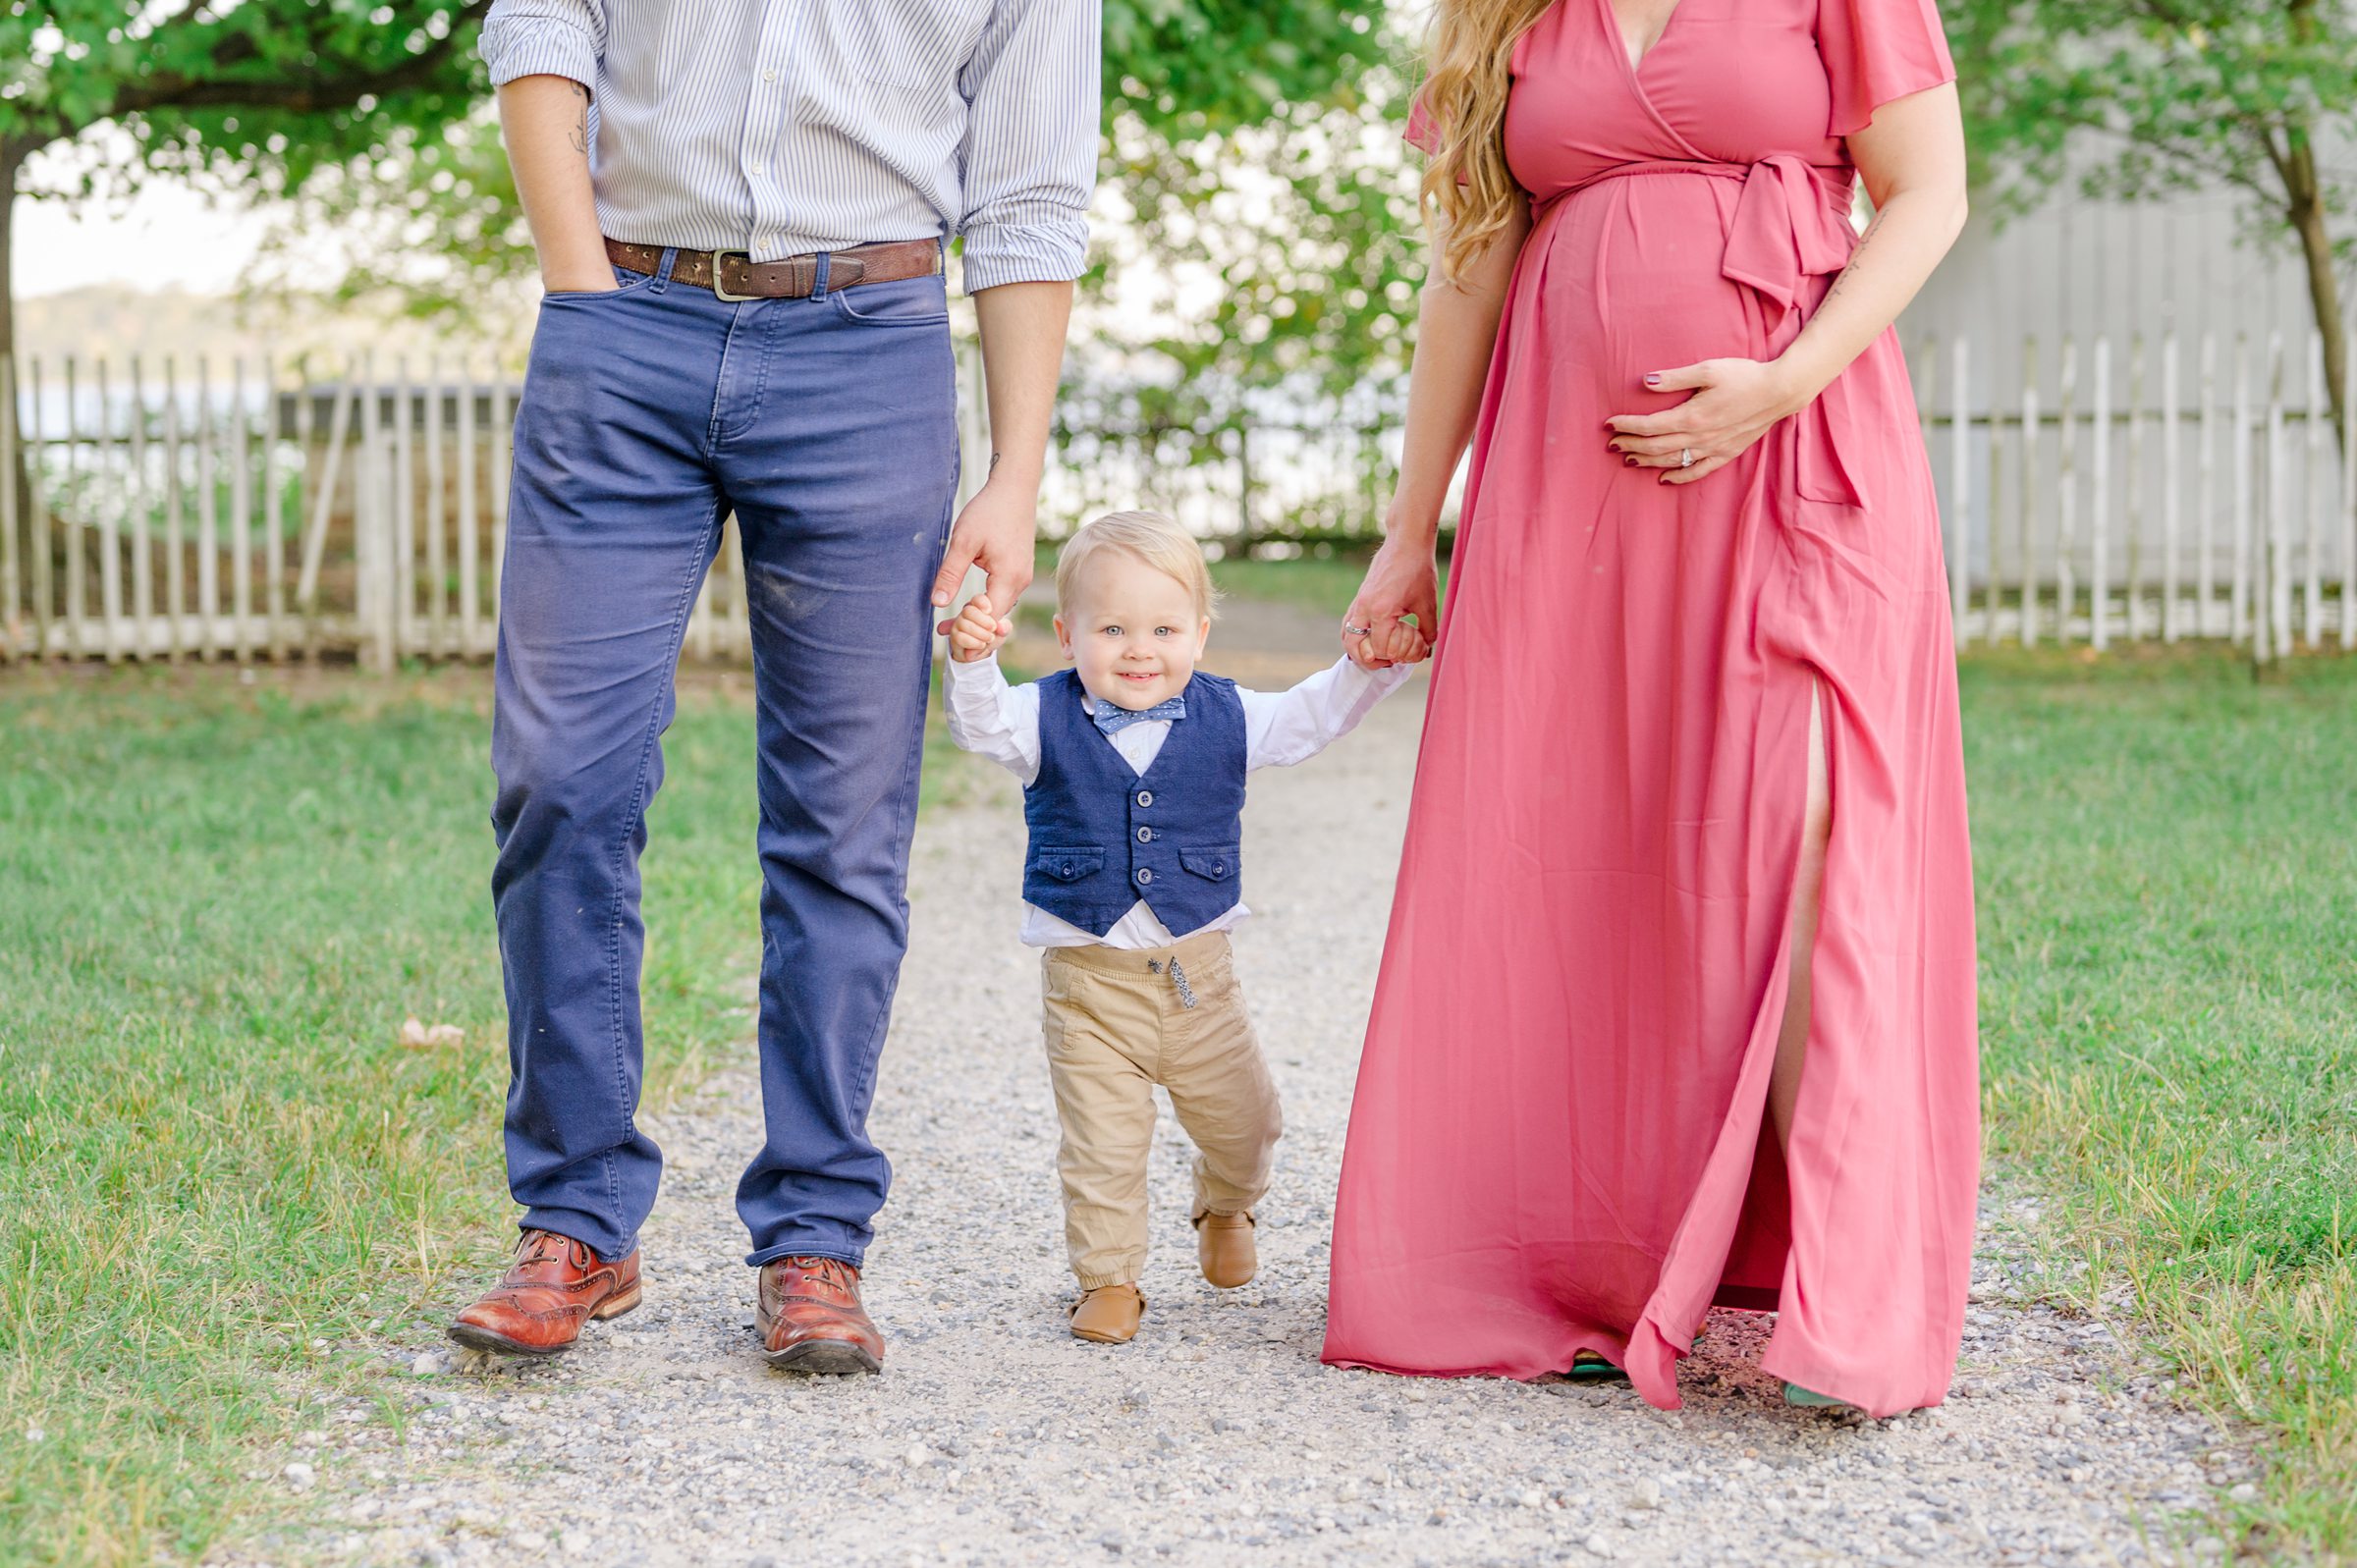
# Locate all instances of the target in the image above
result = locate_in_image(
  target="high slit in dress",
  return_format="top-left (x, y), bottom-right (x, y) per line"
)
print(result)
top-left (1322, 0), bottom-right (1980, 1418)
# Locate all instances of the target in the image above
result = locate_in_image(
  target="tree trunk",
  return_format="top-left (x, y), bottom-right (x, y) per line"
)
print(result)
top-left (2284, 159), bottom-right (2349, 456)
top-left (2278, 0), bottom-right (2348, 456)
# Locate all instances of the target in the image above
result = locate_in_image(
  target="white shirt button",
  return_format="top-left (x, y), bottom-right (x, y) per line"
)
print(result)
top-left (750, 162), bottom-right (767, 176)
top-left (763, 69), bottom-right (778, 82)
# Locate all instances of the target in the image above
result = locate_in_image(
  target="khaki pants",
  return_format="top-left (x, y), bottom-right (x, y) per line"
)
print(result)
top-left (1040, 930), bottom-right (1283, 1289)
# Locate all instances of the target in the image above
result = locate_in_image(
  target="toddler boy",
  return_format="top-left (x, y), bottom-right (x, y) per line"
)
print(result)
top-left (941, 511), bottom-right (1423, 1342)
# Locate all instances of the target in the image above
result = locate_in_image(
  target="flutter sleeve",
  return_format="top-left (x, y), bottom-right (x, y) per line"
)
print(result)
top-left (1404, 88), bottom-right (1443, 155)
top-left (1816, 0), bottom-right (1957, 138)
top-left (1404, 86), bottom-right (1479, 189)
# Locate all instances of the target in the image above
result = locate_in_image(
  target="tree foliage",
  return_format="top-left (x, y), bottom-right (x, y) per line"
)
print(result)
top-left (1943, 0), bottom-right (2357, 431)
top-left (1, 1), bottom-right (489, 239)
top-left (1, 0), bottom-right (494, 524)
top-left (1096, 0), bottom-right (1419, 392)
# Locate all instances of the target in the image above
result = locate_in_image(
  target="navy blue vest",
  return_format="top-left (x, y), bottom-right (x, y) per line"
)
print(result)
top-left (1022, 669), bottom-right (1247, 939)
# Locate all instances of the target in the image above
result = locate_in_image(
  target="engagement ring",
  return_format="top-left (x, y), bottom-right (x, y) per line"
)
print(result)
top-left (1342, 623), bottom-right (1373, 636)
top-left (1679, 448), bottom-right (1695, 468)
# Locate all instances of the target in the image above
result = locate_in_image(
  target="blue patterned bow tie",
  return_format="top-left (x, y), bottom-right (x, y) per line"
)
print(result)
top-left (1092, 694), bottom-right (1186, 737)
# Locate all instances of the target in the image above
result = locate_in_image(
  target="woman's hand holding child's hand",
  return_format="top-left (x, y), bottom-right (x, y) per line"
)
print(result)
top-left (941, 593), bottom-right (1014, 664)
top-left (1366, 621), bottom-right (1431, 667)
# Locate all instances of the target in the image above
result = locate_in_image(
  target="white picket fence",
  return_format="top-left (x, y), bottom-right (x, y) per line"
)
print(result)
top-left (2, 329), bottom-right (2350, 667)
top-left (1911, 330), bottom-right (2354, 655)
top-left (0, 343), bottom-right (995, 670)
top-left (2, 351), bottom-right (521, 669)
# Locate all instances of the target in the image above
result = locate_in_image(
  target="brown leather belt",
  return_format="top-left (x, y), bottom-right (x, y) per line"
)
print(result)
top-left (603, 237), bottom-right (943, 300)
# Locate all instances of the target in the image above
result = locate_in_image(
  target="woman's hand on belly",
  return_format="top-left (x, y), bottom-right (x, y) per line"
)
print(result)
top-left (1604, 356), bottom-right (1809, 485)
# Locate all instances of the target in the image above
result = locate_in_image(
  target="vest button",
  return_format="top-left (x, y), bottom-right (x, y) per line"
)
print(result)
top-left (1136, 827), bottom-right (1152, 843)
top-left (1136, 790), bottom-right (1153, 807)
top-left (1136, 868), bottom-right (1153, 886)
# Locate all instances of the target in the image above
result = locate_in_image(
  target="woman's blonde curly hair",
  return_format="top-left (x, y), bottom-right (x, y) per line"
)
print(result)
top-left (1416, 0), bottom-right (1558, 283)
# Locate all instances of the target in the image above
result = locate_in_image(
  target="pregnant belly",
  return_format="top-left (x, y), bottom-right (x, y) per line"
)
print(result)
top-left (1521, 172), bottom-right (1777, 418)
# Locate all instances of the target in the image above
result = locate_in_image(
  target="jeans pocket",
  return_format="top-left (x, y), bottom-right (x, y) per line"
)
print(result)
top-left (541, 265), bottom-right (658, 302)
top-left (831, 274), bottom-right (951, 327)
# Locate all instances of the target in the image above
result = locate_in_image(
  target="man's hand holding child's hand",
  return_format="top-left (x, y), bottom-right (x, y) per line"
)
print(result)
top-left (941, 593), bottom-right (1014, 664)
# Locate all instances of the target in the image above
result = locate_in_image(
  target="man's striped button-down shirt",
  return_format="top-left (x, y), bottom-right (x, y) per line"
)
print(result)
top-left (478, 0), bottom-right (1099, 293)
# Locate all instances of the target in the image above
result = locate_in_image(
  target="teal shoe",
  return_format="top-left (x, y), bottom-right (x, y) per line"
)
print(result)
top-left (1565, 1352), bottom-right (1626, 1382)
top-left (1782, 1381), bottom-right (1847, 1409)
top-left (1563, 1334), bottom-right (1704, 1383)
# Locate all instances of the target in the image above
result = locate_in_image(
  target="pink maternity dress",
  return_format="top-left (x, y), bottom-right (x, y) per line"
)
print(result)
top-left (1323, 0), bottom-right (1980, 1418)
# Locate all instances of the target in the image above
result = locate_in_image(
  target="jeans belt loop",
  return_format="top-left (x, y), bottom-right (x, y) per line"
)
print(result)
top-left (653, 245), bottom-right (679, 293)
top-left (811, 249), bottom-right (832, 301)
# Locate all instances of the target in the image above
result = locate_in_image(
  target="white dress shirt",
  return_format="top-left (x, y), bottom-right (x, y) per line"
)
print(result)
top-left (478, 0), bottom-right (1099, 292)
top-left (944, 652), bottom-right (1413, 948)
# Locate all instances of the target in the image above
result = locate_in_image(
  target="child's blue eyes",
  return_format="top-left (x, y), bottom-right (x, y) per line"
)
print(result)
top-left (1098, 625), bottom-right (1179, 638)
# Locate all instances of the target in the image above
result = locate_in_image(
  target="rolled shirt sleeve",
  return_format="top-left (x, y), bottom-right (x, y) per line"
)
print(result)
top-left (956, 0), bottom-right (1101, 292)
top-left (478, 0), bottom-right (603, 91)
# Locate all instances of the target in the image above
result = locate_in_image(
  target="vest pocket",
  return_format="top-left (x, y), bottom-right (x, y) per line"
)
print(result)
top-left (1178, 844), bottom-right (1239, 882)
top-left (1030, 845), bottom-right (1105, 883)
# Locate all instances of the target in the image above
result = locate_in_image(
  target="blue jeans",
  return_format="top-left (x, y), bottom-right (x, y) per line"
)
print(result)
top-left (491, 247), bottom-right (958, 1268)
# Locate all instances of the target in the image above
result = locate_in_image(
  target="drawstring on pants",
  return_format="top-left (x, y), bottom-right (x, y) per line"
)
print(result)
top-left (1146, 957), bottom-right (1200, 1009)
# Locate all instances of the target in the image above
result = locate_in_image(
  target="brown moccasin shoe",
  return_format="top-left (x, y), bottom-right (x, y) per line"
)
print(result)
top-left (756, 1257), bottom-right (884, 1376)
top-left (1069, 1283), bottom-right (1145, 1344)
top-left (1195, 1210), bottom-right (1257, 1289)
top-left (448, 1229), bottom-right (642, 1357)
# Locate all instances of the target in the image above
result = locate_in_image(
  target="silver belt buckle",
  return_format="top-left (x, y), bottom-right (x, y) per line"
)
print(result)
top-left (709, 247), bottom-right (755, 302)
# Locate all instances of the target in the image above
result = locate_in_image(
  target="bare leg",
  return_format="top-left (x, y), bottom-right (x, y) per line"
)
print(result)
top-left (1768, 682), bottom-right (1831, 1151)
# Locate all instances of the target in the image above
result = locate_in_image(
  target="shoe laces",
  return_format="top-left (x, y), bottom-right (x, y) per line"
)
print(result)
top-left (518, 1229), bottom-right (588, 1270)
top-left (777, 1255), bottom-right (857, 1292)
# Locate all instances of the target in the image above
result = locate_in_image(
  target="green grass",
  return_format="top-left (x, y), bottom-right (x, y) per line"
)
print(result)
top-left (0, 665), bottom-right (969, 1567)
top-left (1960, 646), bottom-right (2357, 1557)
top-left (1206, 547), bottom-right (1449, 625)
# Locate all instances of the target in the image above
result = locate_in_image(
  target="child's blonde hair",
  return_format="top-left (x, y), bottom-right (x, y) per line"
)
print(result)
top-left (1053, 510), bottom-right (1220, 622)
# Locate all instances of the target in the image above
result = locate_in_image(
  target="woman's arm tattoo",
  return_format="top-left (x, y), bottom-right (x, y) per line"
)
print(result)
top-left (1821, 206), bottom-right (1886, 310)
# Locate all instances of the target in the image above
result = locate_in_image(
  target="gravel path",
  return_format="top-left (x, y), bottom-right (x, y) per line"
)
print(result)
top-left (261, 620), bottom-right (2248, 1568)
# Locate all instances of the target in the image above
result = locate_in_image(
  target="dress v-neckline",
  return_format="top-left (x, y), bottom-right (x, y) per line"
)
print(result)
top-left (1594, 0), bottom-right (1685, 77)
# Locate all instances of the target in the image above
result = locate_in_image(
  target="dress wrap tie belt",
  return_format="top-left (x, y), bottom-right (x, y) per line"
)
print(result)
top-left (1538, 153), bottom-right (1876, 514)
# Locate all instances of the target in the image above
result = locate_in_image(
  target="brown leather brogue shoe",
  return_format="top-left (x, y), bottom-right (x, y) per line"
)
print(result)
top-left (448, 1229), bottom-right (642, 1357)
top-left (755, 1257), bottom-right (883, 1376)
top-left (1195, 1210), bottom-right (1258, 1288)
top-left (1069, 1283), bottom-right (1145, 1344)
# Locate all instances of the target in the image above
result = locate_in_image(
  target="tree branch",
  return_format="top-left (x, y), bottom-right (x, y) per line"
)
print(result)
top-left (101, 1), bottom-right (491, 126)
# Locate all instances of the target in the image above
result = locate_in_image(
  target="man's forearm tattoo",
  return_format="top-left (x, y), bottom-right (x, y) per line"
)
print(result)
top-left (568, 82), bottom-right (590, 158)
